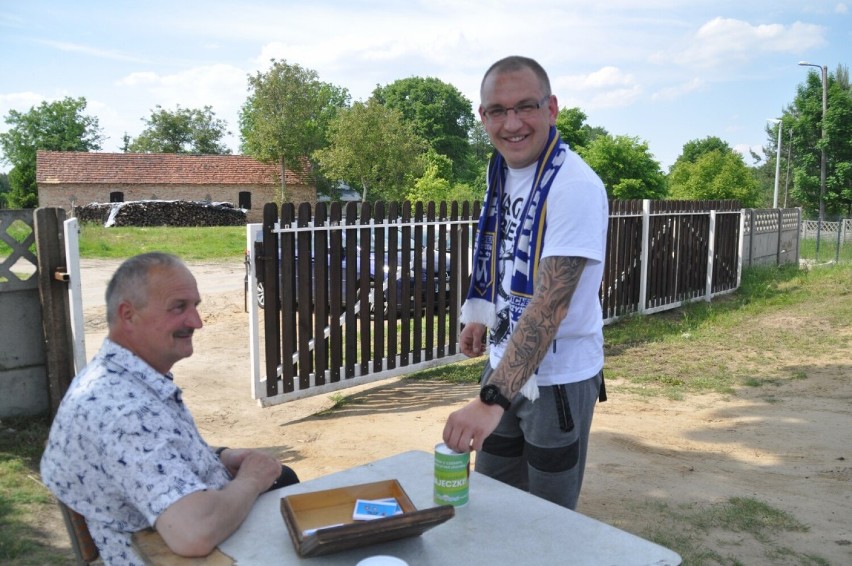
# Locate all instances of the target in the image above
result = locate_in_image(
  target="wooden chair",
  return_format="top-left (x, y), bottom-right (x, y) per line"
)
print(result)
top-left (57, 501), bottom-right (99, 565)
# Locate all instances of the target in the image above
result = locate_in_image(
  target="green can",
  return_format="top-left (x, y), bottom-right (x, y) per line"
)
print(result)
top-left (434, 442), bottom-right (470, 506)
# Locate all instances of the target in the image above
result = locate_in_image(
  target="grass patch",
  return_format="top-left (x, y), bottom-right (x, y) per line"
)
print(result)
top-left (693, 497), bottom-right (808, 542)
top-left (319, 392), bottom-right (353, 413)
top-left (402, 262), bottom-right (851, 401)
top-left (77, 223), bottom-right (246, 260)
top-left (406, 356), bottom-right (484, 384)
top-left (800, 236), bottom-right (852, 264)
top-left (0, 416), bottom-right (68, 564)
top-left (628, 497), bottom-right (821, 566)
top-left (604, 261), bottom-right (851, 398)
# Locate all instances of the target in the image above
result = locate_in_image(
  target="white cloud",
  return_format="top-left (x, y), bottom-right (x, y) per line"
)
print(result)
top-left (664, 18), bottom-right (827, 68)
top-left (34, 39), bottom-right (149, 63)
top-left (651, 78), bottom-right (706, 101)
top-left (103, 64), bottom-right (249, 151)
top-left (836, 3), bottom-right (849, 13)
top-left (733, 143), bottom-right (764, 164)
top-left (554, 66), bottom-right (642, 110)
top-left (116, 64), bottom-right (246, 114)
top-left (0, 91), bottom-right (46, 112)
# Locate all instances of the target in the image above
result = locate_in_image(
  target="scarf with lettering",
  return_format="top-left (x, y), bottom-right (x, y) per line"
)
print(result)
top-left (460, 126), bottom-right (567, 401)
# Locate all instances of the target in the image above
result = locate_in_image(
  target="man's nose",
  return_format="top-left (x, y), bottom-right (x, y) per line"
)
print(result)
top-left (503, 108), bottom-right (524, 128)
top-left (187, 307), bottom-right (203, 329)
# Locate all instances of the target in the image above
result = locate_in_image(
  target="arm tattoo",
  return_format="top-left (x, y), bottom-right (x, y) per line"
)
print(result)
top-left (490, 256), bottom-right (586, 397)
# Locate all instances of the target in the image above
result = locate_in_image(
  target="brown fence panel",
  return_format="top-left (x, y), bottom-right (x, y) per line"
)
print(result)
top-left (603, 199), bottom-right (642, 319)
top-left (253, 198), bottom-right (751, 404)
top-left (344, 202), bottom-right (359, 379)
top-left (713, 210), bottom-right (742, 294)
top-left (399, 202), bottom-right (413, 367)
top-left (328, 202), bottom-right (344, 383)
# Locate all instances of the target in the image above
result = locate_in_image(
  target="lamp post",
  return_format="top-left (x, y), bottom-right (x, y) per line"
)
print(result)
top-left (768, 118), bottom-right (782, 208)
top-left (798, 61), bottom-right (827, 224)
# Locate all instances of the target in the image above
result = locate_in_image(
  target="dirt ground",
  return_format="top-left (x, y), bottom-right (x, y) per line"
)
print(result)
top-left (61, 258), bottom-right (851, 564)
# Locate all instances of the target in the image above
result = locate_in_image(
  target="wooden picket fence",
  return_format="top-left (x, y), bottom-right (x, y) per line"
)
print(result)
top-left (247, 199), bottom-right (745, 407)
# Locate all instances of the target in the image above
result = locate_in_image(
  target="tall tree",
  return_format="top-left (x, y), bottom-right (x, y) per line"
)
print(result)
top-left (668, 150), bottom-right (761, 206)
top-left (0, 97), bottom-right (103, 208)
top-left (672, 136), bottom-right (732, 168)
top-left (578, 134), bottom-right (666, 199)
top-left (127, 105), bottom-right (232, 154)
top-left (313, 100), bottom-right (427, 202)
top-left (0, 172), bottom-right (9, 208)
top-left (240, 59), bottom-right (349, 200)
top-left (782, 65), bottom-right (852, 218)
top-left (372, 77), bottom-right (476, 183)
top-left (555, 107), bottom-right (607, 150)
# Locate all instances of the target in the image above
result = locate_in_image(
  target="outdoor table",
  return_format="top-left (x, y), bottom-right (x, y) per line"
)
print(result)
top-left (133, 450), bottom-right (681, 565)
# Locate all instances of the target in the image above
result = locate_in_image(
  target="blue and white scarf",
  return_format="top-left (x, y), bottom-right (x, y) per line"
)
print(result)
top-left (460, 126), bottom-right (567, 400)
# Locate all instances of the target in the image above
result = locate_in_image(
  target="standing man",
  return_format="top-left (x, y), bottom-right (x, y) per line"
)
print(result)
top-left (41, 252), bottom-right (297, 565)
top-left (443, 56), bottom-right (608, 510)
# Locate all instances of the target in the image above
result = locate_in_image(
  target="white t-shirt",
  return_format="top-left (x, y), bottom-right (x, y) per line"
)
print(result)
top-left (489, 144), bottom-right (608, 385)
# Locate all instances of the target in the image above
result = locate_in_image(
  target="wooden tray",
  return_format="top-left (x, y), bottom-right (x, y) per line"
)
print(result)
top-left (280, 479), bottom-right (454, 557)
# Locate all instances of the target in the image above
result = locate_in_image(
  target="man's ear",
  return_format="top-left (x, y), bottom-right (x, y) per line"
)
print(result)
top-left (115, 300), bottom-right (136, 326)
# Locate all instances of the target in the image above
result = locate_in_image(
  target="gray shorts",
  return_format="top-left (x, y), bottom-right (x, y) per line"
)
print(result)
top-left (475, 364), bottom-right (603, 510)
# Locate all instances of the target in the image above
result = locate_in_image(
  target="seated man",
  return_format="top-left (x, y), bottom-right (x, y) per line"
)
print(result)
top-left (41, 252), bottom-right (298, 565)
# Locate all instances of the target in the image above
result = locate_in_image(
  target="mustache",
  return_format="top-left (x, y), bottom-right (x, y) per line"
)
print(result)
top-left (173, 329), bottom-right (195, 338)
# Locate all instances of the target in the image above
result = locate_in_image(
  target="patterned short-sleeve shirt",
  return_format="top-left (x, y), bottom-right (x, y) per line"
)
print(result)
top-left (40, 339), bottom-right (231, 566)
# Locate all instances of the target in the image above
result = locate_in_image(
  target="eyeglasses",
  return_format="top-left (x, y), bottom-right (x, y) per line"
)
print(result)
top-left (482, 96), bottom-right (550, 122)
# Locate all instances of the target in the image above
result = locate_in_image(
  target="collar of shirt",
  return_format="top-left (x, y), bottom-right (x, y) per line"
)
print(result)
top-left (99, 338), bottom-right (184, 404)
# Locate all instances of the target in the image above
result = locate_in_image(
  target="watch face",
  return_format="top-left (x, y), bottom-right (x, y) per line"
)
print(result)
top-left (481, 384), bottom-right (510, 409)
top-left (481, 385), bottom-right (499, 404)
top-left (482, 385), bottom-right (497, 405)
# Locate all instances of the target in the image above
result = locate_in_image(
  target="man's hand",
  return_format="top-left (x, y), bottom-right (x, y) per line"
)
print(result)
top-left (459, 322), bottom-right (487, 358)
top-left (218, 448), bottom-right (280, 489)
top-left (228, 450), bottom-right (282, 493)
top-left (442, 399), bottom-right (504, 453)
top-left (156, 449), bottom-right (282, 557)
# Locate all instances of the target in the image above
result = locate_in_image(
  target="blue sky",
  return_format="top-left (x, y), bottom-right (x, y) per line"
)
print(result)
top-left (1, 1), bottom-right (848, 173)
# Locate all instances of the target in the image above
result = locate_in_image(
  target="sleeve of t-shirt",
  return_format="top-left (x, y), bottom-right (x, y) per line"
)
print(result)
top-left (541, 159), bottom-right (608, 263)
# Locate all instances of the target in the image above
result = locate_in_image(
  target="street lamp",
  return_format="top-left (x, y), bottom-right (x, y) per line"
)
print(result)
top-left (798, 61), bottom-right (827, 225)
top-left (768, 118), bottom-right (782, 208)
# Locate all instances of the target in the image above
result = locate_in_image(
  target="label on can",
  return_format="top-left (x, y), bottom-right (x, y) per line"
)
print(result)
top-left (434, 442), bottom-right (470, 506)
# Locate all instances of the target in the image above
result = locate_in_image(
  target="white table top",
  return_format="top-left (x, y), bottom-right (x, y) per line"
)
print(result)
top-left (220, 450), bottom-right (681, 565)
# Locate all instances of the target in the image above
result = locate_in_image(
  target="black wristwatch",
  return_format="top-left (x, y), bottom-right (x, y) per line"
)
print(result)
top-left (480, 384), bottom-right (511, 411)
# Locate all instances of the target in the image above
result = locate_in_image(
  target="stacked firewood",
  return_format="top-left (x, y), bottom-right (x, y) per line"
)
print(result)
top-left (74, 200), bottom-right (246, 227)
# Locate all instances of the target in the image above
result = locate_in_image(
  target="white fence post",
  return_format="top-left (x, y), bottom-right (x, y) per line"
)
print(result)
top-left (63, 218), bottom-right (86, 374)
top-left (247, 223), bottom-right (263, 400)
top-left (638, 199), bottom-right (650, 314)
top-left (706, 210), bottom-right (716, 301)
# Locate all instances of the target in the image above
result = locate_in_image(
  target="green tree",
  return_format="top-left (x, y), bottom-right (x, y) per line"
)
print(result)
top-left (0, 172), bottom-right (9, 208)
top-left (668, 150), bottom-right (760, 206)
top-left (0, 97), bottom-right (103, 208)
top-left (407, 151), bottom-right (480, 204)
top-left (577, 134), bottom-right (666, 199)
top-left (240, 59), bottom-right (349, 200)
top-left (127, 105), bottom-right (232, 154)
top-left (313, 100), bottom-right (427, 202)
top-left (673, 136), bottom-right (732, 168)
top-left (465, 121), bottom-right (492, 193)
top-left (372, 77), bottom-right (476, 183)
top-left (555, 107), bottom-right (607, 150)
top-left (782, 65), bottom-right (852, 218)
top-left (468, 121), bottom-right (492, 166)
